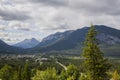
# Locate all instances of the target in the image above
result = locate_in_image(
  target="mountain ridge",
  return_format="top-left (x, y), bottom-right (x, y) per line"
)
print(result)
top-left (13, 38), bottom-right (39, 49)
top-left (0, 40), bottom-right (25, 54)
top-left (32, 25), bottom-right (120, 53)
top-left (0, 25), bottom-right (119, 56)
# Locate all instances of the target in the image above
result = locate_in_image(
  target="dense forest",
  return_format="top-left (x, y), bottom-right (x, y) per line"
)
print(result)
top-left (0, 25), bottom-right (120, 80)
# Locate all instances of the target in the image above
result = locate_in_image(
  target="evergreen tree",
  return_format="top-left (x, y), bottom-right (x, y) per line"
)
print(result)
top-left (12, 66), bottom-right (22, 80)
top-left (60, 64), bottom-right (79, 80)
top-left (82, 24), bottom-right (111, 80)
top-left (21, 61), bottom-right (31, 80)
top-left (0, 65), bottom-right (13, 80)
top-left (12, 71), bottom-right (20, 80)
top-left (32, 67), bottom-right (58, 80)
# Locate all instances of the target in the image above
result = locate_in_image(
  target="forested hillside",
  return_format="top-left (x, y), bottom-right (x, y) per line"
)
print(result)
top-left (0, 25), bottom-right (120, 80)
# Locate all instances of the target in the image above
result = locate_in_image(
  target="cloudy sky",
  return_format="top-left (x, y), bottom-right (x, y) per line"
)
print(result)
top-left (0, 0), bottom-right (120, 44)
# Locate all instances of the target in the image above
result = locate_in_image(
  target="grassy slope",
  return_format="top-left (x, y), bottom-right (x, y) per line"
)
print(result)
top-left (45, 45), bottom-right (120, 57)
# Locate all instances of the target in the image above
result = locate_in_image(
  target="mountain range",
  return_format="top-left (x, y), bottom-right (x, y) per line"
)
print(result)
top-left (32, 25), bottom-right (120, 52)
top-left (0, 25), bottom-right (120, 56)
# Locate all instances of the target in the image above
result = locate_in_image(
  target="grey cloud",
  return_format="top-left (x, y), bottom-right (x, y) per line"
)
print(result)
top-left (27, 0), bottom-right (120, 16)
top-left (55, 23), bottom-right (69, 30)
top-left (8, 21), bottom-right (32, 31)
top-left (0, 9), bottom-right (31, 21)
top-left (42, 23), bottom-right (69, 31)
top-left (7, 38), bottom-right (20, 42)
top-left (14, 0), bottom-right (120, 16)
top-left (29, 0), bottom-right (68, 7)
top-left (14, 26), bottom-right (31, 31)
top-left (0, 33), bottom-right (8, 37)
top-left (19, 28), bottom-right (31, 31)
top-left (1, 37), bottom-right (19, 43)
top-left (0, 38), bottom-right (7, 41)
top-left (6, 38), bottom-right (11, 41)
top-left (69, 0), bottom-right (120, 16)
top-left (0, 27), bottom-right (5, 31)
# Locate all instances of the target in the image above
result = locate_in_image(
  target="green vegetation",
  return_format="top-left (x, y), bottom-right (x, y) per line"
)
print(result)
top-left (112, 70), bottom-right (120, 80)
top-left (0, 65), bottom-right (13, 80)
top-left (82, 25), bottom-right (111, 80)
top-left (0, 57), bottom-right (120, 80)
top-left (0, 25), bottom-right (120, 80)
top-left (32, 68), bottom-right (58, 80)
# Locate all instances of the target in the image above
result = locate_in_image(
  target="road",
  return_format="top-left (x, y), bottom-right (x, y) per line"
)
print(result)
top-left (56, 60), bottom-right (67, 70)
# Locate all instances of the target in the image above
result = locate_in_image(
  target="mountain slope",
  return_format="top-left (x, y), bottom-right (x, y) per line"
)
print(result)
top-left (33, 25), bottom-right (120, 52)
top-left (36, 30), bottom-right (73, 48)
top-left (0, 40), bottom-right (25, 54)
top-left (14, 38), bottom-right (39, 49)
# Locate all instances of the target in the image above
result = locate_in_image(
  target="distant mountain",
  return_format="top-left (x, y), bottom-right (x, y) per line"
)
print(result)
top-left (33, 25), bottom-right (120, 53)
top-left (0, 25), bottom-right (119, 56)
top-left (36, 30), bottom-right (73, 48)
top-left (13, 38), bottom-right (39, 49)
top-left (0, 40), bottom-right (25, 54)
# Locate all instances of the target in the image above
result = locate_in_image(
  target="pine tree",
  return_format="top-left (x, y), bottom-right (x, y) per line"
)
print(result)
top-left (12, 66), bottom-right (22, 80)
top-left (21, 61), bottom-right (31, 80)
top-left (82, 24), bottom-right (111, 80)
top-left (60, 64), bottom-right (79, 80)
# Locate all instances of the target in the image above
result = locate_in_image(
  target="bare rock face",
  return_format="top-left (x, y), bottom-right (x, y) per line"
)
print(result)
top-left (97, 33), bottom-right (120, 45)
top-left (37, 30), bottom-right (74, 47)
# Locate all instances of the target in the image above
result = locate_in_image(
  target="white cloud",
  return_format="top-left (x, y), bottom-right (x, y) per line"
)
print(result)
top-left (0, 0), bottom-right (120, 44)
